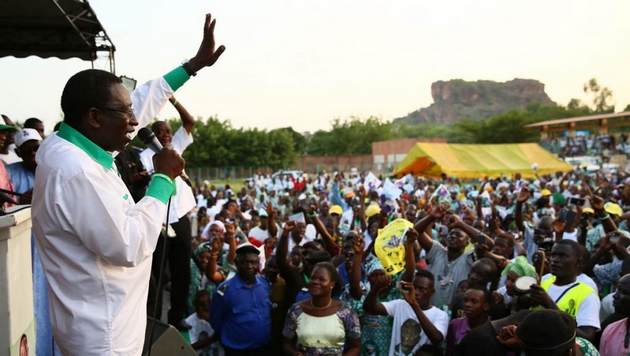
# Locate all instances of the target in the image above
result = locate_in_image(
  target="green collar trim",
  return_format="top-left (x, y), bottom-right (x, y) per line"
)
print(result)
top-left (57, 123), bottom-right (114, 170)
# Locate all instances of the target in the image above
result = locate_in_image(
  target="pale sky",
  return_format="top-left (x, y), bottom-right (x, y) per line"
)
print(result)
top-left (1, 0), bottom-right (629, 135)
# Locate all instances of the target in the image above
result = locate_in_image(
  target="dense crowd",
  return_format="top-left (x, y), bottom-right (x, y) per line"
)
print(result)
top-left (13, 12), bottom-right (630, 356)
top-left (156, 163), bottom-right (630, 356)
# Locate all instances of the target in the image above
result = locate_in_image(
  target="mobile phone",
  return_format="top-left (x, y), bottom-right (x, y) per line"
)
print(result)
top-left (477, 234), bottom-right (486, 245)
top-left (564, 210), bottom-right (577, 227)
top-left (558, 208), bottom-right (568, 222)
top-left (568, 197), bottom-right (586, 206)
top-left (397, 281), bottom-right (410, 293)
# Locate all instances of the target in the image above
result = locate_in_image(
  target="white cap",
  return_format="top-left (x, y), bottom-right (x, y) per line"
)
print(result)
top-left (15, 128), bottom-right (42, 147)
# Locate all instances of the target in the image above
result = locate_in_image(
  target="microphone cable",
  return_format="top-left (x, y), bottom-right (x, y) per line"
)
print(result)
top-left (147, 196), bottom-right (172, 356)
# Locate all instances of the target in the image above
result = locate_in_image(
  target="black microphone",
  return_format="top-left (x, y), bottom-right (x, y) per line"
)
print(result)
top-left (137, 127), bottom-right (192, 187)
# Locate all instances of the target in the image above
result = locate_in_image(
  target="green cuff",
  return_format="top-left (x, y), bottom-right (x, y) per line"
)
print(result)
top-left (163, 66), bottom-right (190, 92)
top-left (146, 174), bottom-right (177, 204)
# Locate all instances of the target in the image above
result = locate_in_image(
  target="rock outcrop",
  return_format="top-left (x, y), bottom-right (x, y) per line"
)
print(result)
top-left (395, 79), bottom-right (555, 125)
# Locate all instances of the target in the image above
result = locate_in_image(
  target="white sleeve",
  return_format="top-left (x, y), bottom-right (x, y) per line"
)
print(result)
top-left (171, 126), bottom-right (194, 154)
top-left (57, 170), bottom-right (166, 267)
top-left (576, 293), bottom-right (601, 329)
top-left (382, 299), bottom-right (403, 317)
top-left (131, 77), bottom-right (173, 135)
top-left (139, 150), bottom-right (154, 174)
top-left (430, 308), bottom-right (450, 340)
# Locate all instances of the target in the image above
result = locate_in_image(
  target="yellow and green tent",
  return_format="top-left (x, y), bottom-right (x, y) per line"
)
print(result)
top-left (393, 143), bottom-right (572, 179)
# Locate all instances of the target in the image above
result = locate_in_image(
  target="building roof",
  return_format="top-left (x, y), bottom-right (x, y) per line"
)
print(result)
top-left (524, 111), bottom-right (630, 128)
top-left (0, 0), bottom-right (114, 62)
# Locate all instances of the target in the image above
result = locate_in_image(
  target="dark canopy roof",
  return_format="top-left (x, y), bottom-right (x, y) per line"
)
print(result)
top-left (0, 0), bottom-right (114, 62)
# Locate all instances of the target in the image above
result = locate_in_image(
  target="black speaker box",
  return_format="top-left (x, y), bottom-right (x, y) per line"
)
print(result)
top-left (142, 317), bottom-right (197, 356)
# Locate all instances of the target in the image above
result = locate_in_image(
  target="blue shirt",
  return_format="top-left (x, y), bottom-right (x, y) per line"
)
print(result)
top-left (209, 274), bottom-right (272, 350)
top-left (337, 262), bottom-right (365, 286)
top-left (6, 162), bottom-right (34, 194)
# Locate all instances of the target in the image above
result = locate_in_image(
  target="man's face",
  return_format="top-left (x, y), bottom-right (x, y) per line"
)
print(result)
top-left (550, 243), bottom-right (579, 279)
top-left (236, 253), bottom-right (259, 279)
top-left (446, 228), bottom-right (468, 252)
top-left (400, 320), bottom-right (421, 353)
top-left (152, 121), bottom-right (173, 146)
top-left (19, 140), bottom-right (40, 170)
top-left (413, 276), bottom-right (434, 307)
top-left (291, 222), bottom-right (306, 241)
top-left (30, 122), bottom-right (45, 137)
top-left (468, 261), bottom-right (493, 286)
top-left (264, 258), bottom-right (279, 282)
top-left (320, 202), bottom-right (330, 216)
top-left (5, 130), bottom-right (15, 146)
top-left (463, 289), bottom-right (488, 319)
top-left (613, 275), bottom-right (630, 316)
top-left (405, 208), bottom-right (417, 222)
top-left (97, 83), bottom-right (138, 152)
top-left (0, 130), bottom-right (7, 148)
top-left (289, 247), bottom-right (303, 266)
top-left (533, 219), bottom-right (554, 244)
top-left (492, 237), bottom-right (512, 259)
top-left (259, 216), bottom-right (269, 229)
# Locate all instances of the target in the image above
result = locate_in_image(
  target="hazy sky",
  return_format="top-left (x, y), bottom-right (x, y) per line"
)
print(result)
top-left (1, 0), bottom-right (629, 135)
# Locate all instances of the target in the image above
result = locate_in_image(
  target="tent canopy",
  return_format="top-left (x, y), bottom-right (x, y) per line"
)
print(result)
top-left (0, 0), bottom-right (114, 65)
top-left (393, 143), bottom-right (572, 179)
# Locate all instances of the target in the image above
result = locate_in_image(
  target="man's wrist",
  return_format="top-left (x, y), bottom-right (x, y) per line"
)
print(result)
top-left (187, 56), bottom-right (203, 74)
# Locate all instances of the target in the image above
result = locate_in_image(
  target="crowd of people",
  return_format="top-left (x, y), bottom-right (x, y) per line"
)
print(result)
top-left (541, 132), bottom-right (630, 160)
top-left (11, 11), bottom-right (630, 356)
top-left (174, 164), bottom-right (630, 356)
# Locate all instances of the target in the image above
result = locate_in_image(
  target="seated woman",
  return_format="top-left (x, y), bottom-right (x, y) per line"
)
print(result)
top-left (282, 262), bottom-right (361, 356)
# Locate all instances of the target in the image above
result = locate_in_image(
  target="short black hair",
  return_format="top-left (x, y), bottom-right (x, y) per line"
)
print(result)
top-left (193, 290), bottom-right (210, 310)
top-left (553, 239), bottom-right (583, 260)
top-left (415, 269), bottom-right (435, 283)
top-left (151, 120), bottom-right (169, 132)
top-left (24, 117), bottom-right (43, 129)
top-left (61, 69), bottom-right (122, 125)
top-left (466, 284), bottom-right (491, 304)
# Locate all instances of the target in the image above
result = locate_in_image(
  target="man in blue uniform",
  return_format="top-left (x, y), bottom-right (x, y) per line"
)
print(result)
top-left (210, 243), bottom-right (271, 356)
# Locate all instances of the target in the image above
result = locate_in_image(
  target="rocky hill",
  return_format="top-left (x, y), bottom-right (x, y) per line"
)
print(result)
top-left (395, 78), bottom-right (555, 125)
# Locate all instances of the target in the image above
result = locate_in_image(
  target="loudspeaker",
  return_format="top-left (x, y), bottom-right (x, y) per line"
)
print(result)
top-left (142, 317), bottom-right (197, 356)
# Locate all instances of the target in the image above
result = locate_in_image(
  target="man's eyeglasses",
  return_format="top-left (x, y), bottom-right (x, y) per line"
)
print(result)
top-left (95, 107), bottom-right (135, 119)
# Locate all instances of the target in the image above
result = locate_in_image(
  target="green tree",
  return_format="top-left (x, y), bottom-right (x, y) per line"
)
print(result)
top-left (583, 78), bottom-right (614, 113)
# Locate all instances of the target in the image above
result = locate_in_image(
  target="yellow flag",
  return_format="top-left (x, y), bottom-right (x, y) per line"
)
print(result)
top-left (375, 219), bottom-right (414, 275)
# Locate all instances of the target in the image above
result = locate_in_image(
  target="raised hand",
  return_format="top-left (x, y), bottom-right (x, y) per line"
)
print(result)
top-left (188, 14), bottom-right (226, 73)
top-left (264, 202), bottom-right (275, 219)
top-left (398, 280), bottom-right (417, 305)
top-left (284, 220), bottom-right (297, 233)
top-left (352, 233), bottom-right (365, 253)
top-left (589, 194), bottom-right (605, 211)
top-left (516, 185), bottom-right (530, 203)
top-left (430, 205), bottom-right (447, 220)
top-left (372, 273), bottom-right (392, 291)
top-left (225, 222), bottom-right (236, 236)
top-left (405, 228), bottom-right (418, 247)
top-left (552, 219), bottom-right (566, 235)
top-left (210, 236), bottom-right (223, 252)
top-left (444, 213), bottom-right (461, 229)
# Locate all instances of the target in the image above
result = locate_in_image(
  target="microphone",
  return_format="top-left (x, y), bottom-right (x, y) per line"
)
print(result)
top-left (137, 127), bottom-right (192, 187)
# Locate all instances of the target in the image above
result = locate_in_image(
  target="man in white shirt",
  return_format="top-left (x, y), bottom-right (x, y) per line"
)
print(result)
top-left (248, 207), bottom-right (278, 245)
top-left (363, 269), bottom-right (449, 355)
top-left (32, 14), bottom-right (225, 356)
top-left (139, 96), bottom-right (197, 330)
